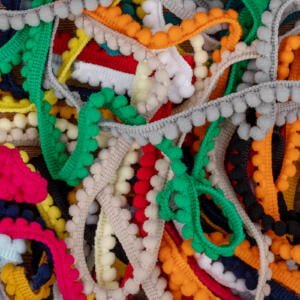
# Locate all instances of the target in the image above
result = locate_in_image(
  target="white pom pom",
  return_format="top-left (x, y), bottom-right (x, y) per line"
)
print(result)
top-left (84, 0), bottom-right (98, 10)
top-left (0, 118), bottom-right (12, 132)
top-left (235, 278), bottom-right (246, 291)
top-left (39, 6), bottom-right (55, 22)
top-left (257, 116), bottom-right (273, 130)
top-left (149, 131), bottom-right (162, 145)
top-left (24, 12), bottom-right (40, 26)
top-left (276, 86), bottom-right (290, 102)
top-left (237, 123), bottom-right (250, 140)
top-left (163, 124), bottom-right (178, 139)
top-left (257, 26), bottom-right (271, 41)
top-left (212, 261), bottom-right (224, 275)
top-left (259, 87), bottom-right (274, 103)
top-left (231, 113), bottom-right (245, 125)
top-left (244, 93), bottom-right (261, 107)
top-left (140, 251), bottom-right (153, 269)
top-left (292, 87), bottom-right (300, 103)
top-left (70, 0), bottom-right (84, 15)
top-left (103, 236), bottom-right (116, 249)
top-left (9, 15), bottom-right (24, 30)
top-left (206, 107), bottom-right (220, 122)
top-left (0, 15), bottom-right (9, 31)
top-left (197, 254), bottom-right (212, 270)
top-left (101, 252), bottom-right (115, 266)
top-left (133, 267), bottom-right (148, 281)
top-left (223, 271), bottom-right (235, 283)
top-left (255, 71), bottom-right (269, 83)
top-left (287, 112), bottom-right (297, 123)
top-left (12, 239), bottom-right (26, 253)
top-left (143, 236), bottom-right (158, 250)
top-left (191, 111), bottom-right (206, 126)
top-left (250, 126), bottom-right (265, 140)
top-left (220, 102), bottom-right (234, 117)
top-left (125, 279), bottom-right (139, 294)
top-left (54, 2), bottom-right (69, 18)
top-left (11, 128), bottom-right (23, 140)
top-left (263, 284), bottom-right (271, 296)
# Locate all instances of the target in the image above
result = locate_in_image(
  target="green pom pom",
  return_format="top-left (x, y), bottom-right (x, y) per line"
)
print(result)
top-left (55, 142), bottom-right (65, 153)
top-left (171, 161), bottom-right (187, 176)
top-left (22, 81), bottom-right (29, 92)
top-left (22, 52), bottom-right (32, 63)
top-left (175, 209), bottom-right (188, 223)
top-left (78, 168), bottom-right (89, 179)
top-left (174, 194), bottom-right (186, 207)
top-left (206, 251), bottom-right (219, 260)
top-left (182, 224), bottom-right (194, 239)
top-left (89, 93), bottom-right (105, 107)
top-left (89, 109), bottom-right (101, 122)
top-left (52, 128), bottom-right (62, 140)
top-left (21, 66), bottom-right (28, 77)
top-left (88, 125), bottom-right (100, 137)
top-left (101, 88), bottom-right (115, 103)
top-left (82, 153), bottom-right (94, 166)
top-left (0, 62), bottom-right (12, 74)
top-left (11, 54), bottom-right (22, 65)
top-left (42, 101), bottom-right (51, 113)
top-left (134, 115), bottom-right (146, 125)
top-left (88, 139), bottom-right (98, 152)
top-left (191, 239), bottom-right (204, 253)
top-left (119, 106), bottom-right (136, 118)
top-left (112, 95), bottom-right (128, 109)
top-left (48, 115), bottom-right (56, 125)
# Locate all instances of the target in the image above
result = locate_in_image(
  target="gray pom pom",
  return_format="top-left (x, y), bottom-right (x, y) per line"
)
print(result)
top-left (99, 0), bottom-right (114, 7)
top-left (261, 11), bottom-right (273, 27)
top-left (84, 0), bottom-right (98, 10)
top-left (245, 93), bottom-right (261, 107)
top-left (220, 102), bottom-right (233, 117)
top-left (164, 123), bottom-right (179, 140)
top-left (206, 106), bottom-right (220, 122)
top-left (24, 12), bottom-right (40, 27)
top-left (0, 15), bottom-right (9, 31)
top-left (256, 103), bottom-right (273, 114)
top-left (256, 41), bottom-right (272, 55)
top-left (9, 15), bottom-right (25, 30)
top-left (255, 71), bottom-right (269, 83)
top-left (250, 126), bottom-right (265, 140)
top-left (276, 86), bottom-right (290, 102)
top-left (287, 112), bottom-right (297, 123)
top-left (259, 87), bottom-right (274, 103)
top-left (54, 2), bottom-right (69, 19)
top-left (149, 131), bottom-right (162, 145)
top-left (257, 26), bottom-right (271, 41)
top-left (191, 111), bottom-right (206, 126)
top-left (256, 57), bottom-right (271, 73)
top-left (231, 113), bottom-right (246, 125)
top-left (39, 6), bottom-right (55, 23)
top-left (134, 135), bottom-right (148, 146)
top-left (237, 123), bottom-right (250, 140)
top-left (257, 116), bottom-right (273, 131)
top-left (237, 83), bottom-right (250, 91)
top-left (269, 0), bottom-right (281, 10)
top-left (248, 60), bottom-right (257, 71)
top-left (233, 99), bottom-right (247, 113)
top-left (242, 71), bottom-right (255, 83)
top-left (70, 0), bottom-right (84, 16)
top-left (177, 118), bottom-right (192, 133)
top-left (292, 87), bottom-right (300, 103)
